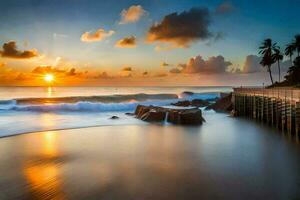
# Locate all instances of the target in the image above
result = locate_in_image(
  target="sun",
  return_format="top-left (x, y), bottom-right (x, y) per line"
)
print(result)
top-left (44, 74), bottom-right (54, 83)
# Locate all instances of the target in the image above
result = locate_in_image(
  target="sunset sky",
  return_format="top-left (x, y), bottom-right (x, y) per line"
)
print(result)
top-left (0, 0), bottom-right (299, 86)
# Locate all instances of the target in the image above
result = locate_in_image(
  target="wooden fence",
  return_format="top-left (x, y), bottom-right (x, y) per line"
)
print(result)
top-left (233, 87), bottom-right (300, 140)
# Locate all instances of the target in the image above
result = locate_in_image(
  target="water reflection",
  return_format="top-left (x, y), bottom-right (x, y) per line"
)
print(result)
top-left (47, 87), bottom-right (53, 98)
top-left (23, 131), bottom-right (65, 199)
top-left (0, 119), bottom-right (299, 199)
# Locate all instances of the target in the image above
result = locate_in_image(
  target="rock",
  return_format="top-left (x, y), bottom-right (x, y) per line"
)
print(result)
top-left (205, 93), bottom-right (233, 112)
top-left (191, 99), bottom-right (210, 107)
top-left (178, 109), bottom-right (204, 125)
top-left (171, 99), bottom-right (210, 107)
top-left (171, 100), bottom-right (191, 107)
top-left (110, 116), bottom-right (119, 119)
top-left (135, 105), bottom-right (151, 118)
top-left (134, 105), bottom-right (205, 125)
top-left (125, 112), bottom-right (135, 116)
top-left (140, 110), bottom-right (166, 122)
top-left (230, 110), bottom-right (237, 117)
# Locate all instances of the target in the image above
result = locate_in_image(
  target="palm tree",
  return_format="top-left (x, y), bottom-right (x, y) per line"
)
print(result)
top-left (285, 43), bottom-right (295, 67)
top-left (259, 38), bottom-right (278, 84)
top-left (293, 34), bottom-right (300, 57)
top-left (272, 48), bottom-right (283, 82)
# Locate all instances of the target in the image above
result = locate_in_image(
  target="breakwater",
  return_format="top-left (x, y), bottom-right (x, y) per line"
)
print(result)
top-left (233, 88), bottom-right (300, 140)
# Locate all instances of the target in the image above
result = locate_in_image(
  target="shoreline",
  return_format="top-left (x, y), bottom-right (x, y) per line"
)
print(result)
top-left (0, 123), bottom-right (152, 139)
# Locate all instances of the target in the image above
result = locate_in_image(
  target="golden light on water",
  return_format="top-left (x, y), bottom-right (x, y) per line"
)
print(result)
top-left (44, 74), bottom-right (54, 83)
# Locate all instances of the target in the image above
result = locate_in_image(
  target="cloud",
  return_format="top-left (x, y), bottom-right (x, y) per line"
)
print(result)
top-left (235, 55), bottom-right (291, 75)
top-left (122, 67), bottom-right (132, 71)
top-left (215, 1), bottom-right (235, 15)
top-left (67, 68), bottom-right (77, 76)
top-left (0, 41), bottom-right (38, 59)
top-left (31, 66), bottom-right (84, 77)
top-left (81, 29), bottom-right (115, 42)
top-left (143, 71), bottom-right (148, 76)
top-left (154, 73), bottom-right (168, 77)
top-left (146, 7), bottom-right (212, 48)
top-left (119, 5), bottom-right (146, 24)
top-left (242, 55), bottom-right (261, 73)
top-left (179, 55), bottom-right (232, 74)
top-left (169, 68), bottom-right (181, 73)
top-left (115, 36), bottom-right (136, 48)
top-left (93, 71), bottom-right (111, 79)
top-left (160, 61), bottom-right (170, 67)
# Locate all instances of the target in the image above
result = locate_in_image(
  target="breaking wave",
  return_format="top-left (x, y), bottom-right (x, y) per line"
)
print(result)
top-left (0, 92), bottom-right (219, 112)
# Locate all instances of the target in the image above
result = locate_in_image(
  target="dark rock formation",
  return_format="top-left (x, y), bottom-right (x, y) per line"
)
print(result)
top-left (171, 100), bottom-right (191, 107)
top-left (205, 93), bottom-right (233, 112)
top-left (191, 99), bottom-right (210, 107)
top-left (167, 108), bottom-right (205, 125)
top-left (134, 105), bottom-right (205, 125)
top-left (125, 112), bottom-right (135, 116)
top-left (141, 110), bottom-right (166, 122)
top-left (171, 99), bottom-right (210, 107)
top-left (110, 116), bottom-right (119, 119)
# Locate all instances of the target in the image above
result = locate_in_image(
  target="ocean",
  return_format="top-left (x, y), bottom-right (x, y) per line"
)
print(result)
top-left (0, 86), bottom-right (232, 137)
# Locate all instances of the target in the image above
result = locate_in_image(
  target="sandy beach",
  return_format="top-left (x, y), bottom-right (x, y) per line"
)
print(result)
top-left (1, 112), bottom-right (300, 200)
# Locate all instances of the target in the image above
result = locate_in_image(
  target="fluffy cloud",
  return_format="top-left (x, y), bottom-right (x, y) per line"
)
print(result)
top-left (160, 62), bottom-right (170, 67)
top-left (240, 55), bottom-right (292, 75)
top-left (115, 36), bottom-right (136, 48)
top-left (146, 7), bottom-right (212, 47)
top-left (242, 55), bottom-right (261, 73)
top-left (32, 66), bottom-right (84, 77)
top-left (122, 67), bottom-right (132, 71)
top-left (81, 29), bottom-right (115, 42)
top-left (0, 41), bottom-right (38, 59)
top-left (215, 1), bottom-right (235, 15)
top-left (169, 68), bottom-right (181, 73)
top-left (180, 55), bottom-right (232, 74)
top-left (143, 71), bottom-right (148, 76)
top-left (119, 5), bottom-right (146, 24)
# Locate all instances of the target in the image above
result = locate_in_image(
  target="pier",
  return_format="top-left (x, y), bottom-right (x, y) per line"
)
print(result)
top-left (233, 88), bottom-right (300, 140)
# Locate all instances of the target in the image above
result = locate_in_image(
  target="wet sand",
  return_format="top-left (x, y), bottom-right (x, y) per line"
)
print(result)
top-left (0, 114), bottom-right (300, 200)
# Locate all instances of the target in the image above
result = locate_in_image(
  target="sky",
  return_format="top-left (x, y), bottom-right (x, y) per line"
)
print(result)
top-left (0, 0), bottom-right (299, 86)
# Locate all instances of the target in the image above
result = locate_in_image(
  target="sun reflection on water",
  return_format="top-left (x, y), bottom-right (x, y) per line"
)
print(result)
top-left (23, 131), bottom-right (64, 199)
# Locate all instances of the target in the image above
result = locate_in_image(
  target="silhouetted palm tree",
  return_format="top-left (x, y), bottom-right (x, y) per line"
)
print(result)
top-left (285, 43), bottom-right (295, 67)
top-left (259, 38), bottom-right (278, 84)
top-left (272, 48), bottom-right (283, 82)
top-left (293, 34), bottom-right (300, 56)
top-left (284, 57), bottom-right (300, 85)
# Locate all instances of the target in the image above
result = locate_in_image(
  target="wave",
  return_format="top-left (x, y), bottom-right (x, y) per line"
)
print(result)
top-left (15, 93), bottom-right (178, 104)
top-left (0, 92), bottom-right (220, 112)
top-left (10, 99), bottom-right (178, 112)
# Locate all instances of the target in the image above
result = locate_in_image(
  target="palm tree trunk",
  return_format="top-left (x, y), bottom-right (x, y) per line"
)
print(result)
top-left (268, 65), bottom-right (274, 84)
top-left (290, 55), bottom-right (293, 67)
top-left (277, 61), bottom-right (281, 82)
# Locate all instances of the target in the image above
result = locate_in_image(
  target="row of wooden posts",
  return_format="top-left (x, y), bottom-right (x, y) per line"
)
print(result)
top-left (233, 88), bottom-right (300, 140)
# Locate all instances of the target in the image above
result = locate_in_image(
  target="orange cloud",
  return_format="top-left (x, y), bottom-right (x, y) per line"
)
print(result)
top-left (122, 67), bottom-right (133, 71)
top-left (115, 36), bottom-right (136, 48)
top-left (179, 55), bottom-right (232, 74)
top-left (0, 41), bottom-right (38, 59)
top-left (81, 29), bottom-right (115, 42)
top-left (119, 5), bottom-right (146, 24)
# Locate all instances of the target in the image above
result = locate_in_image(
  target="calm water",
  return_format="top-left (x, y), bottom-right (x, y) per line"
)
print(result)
top-left (0, 112), bottom-right (299, 200)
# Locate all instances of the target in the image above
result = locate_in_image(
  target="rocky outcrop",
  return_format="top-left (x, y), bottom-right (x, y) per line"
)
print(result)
top-left (205, 93), bottom-right (233, 112)
top-left (110, 116), bottom-right (119, 119)
top-left (171, 99), bottom-right (210, 107)
top-left (134, 105), bottom-right (205, 125)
